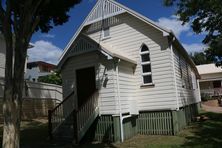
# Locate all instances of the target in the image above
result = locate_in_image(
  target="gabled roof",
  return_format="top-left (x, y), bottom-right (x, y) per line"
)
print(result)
top-left (58, 0), bottom-right (172, 65)
top-left (58, 0), bottom-right (199, 78)
top-left (197, 64), bottom-right (222, 75)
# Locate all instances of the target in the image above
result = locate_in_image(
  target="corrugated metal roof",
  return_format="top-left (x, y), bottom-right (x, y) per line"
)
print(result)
top-left (196, 64), bottom-right (222, 75)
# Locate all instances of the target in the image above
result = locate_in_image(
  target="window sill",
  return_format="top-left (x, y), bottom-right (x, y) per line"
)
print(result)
top-left (102, 36), bottom-right (111, 41)
top-left (140, 83), bottom-right (155, 88)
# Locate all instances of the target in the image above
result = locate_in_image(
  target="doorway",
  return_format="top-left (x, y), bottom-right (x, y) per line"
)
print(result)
top-left (76, 67), bottom-right (96, 108)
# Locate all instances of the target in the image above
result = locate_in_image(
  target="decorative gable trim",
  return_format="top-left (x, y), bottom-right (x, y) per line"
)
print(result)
top-left (69, 37), bottom-right (97, 55)
top-left (85, 0), bottom-right (126, 26)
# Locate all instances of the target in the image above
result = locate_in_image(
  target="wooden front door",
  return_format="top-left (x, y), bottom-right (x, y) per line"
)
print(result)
top-left (76, 67), bottom-right (96, 108)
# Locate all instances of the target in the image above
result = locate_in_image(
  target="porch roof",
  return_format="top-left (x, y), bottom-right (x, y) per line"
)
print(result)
top-left (82, 34), bottom-right (137, 65)
top-left (57, 34), bottom-right (137, 70)
top-left (197, 64), bottom-right (222, 75)
top-left (99, 43), bottom-right (137, 65)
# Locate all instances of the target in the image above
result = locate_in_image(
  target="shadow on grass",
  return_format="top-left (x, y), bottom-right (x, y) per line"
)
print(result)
top-left (182, 112), bottom-right (222, 147)
top-left (1, 120), bottom-right (117, 148)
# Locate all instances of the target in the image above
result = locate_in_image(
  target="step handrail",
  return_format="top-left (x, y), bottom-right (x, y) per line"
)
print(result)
top-left (48, 90), bottom-right (75, 140)
top-left (51, 90), bottom-right (74, 113)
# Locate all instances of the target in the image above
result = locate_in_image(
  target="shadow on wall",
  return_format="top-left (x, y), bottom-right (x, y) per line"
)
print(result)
top-left (0, 98), bottom-right (57, 121)
top-left (21, 98), bottom-right (57, 120)
top-left (0, 79), bottom-right (63, 121)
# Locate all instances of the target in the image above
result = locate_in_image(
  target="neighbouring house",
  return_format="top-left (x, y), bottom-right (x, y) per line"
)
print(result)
top-left (51, 0), bottom-right (201, 143)
top-left (25, 61), bottom-right (56, 82)
top-left (197, 64), bottom-right (222, 99)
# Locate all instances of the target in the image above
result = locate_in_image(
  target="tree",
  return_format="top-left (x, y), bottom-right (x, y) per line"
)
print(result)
top-left (0, 0), bottom-right (81, 147)
top-left (190, 52), bottom-right (213, 65)
top-left (164, 0), bottom-right (222, 66)
top-left (38, 72), bottom-right (62, 85)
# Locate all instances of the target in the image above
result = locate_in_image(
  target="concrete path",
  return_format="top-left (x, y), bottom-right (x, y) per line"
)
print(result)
top-left (202, 103), bottom-right (222, 113)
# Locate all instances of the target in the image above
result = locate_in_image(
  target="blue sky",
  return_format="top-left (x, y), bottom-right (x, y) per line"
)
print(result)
top-left (29, 0), bottom-right (206, 64)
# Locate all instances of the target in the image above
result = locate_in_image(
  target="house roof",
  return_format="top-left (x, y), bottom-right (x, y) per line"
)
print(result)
top-left (196, 64), bottom-right (222, 75)
top-left (81, 34), bottom-right (137, 64)
top-left (27, 61), bottom-right (56, 69)
top-left (58, 0), bottom-right (172, 65)
top-left (57, 0), bottom-right (199, 77)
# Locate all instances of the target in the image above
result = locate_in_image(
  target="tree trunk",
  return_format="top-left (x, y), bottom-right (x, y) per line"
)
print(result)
top-left (2, 38), bottom-right (27, 148)
top-left (2, 92), bottom-right (21, 148)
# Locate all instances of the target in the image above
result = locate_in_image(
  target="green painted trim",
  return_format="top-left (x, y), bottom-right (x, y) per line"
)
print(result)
top-left (113, 116), bottom-right (121, 142)
top-left (123, 116), bottom-right (137, 140)
top-left (95, 115), bottom-right (114, 142)
top-left (172, 110), bottom-right (179, 135)
top-left (83, 103), bottom-right (200, 143)
top-left (138, 111), bottom-right (173, 135)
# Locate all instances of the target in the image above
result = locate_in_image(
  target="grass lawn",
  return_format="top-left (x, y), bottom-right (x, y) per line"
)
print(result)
top-left (0, 111), bottom-right (222, 148)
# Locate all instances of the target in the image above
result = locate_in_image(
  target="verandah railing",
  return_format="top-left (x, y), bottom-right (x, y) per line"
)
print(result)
top-left (200, 88), bottom-right (222, 97)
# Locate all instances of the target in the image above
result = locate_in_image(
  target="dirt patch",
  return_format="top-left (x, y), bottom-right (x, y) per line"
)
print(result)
top-left (202, 99), bottom-right (219, 107)
top-left (202, 103), bottom-right (222, 113)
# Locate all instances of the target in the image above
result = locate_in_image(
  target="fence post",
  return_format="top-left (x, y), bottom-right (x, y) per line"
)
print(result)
top-left (48, 110), bottom-right (53, 140)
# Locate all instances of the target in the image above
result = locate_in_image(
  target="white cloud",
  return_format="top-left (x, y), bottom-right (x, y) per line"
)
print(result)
top-left (182, 43), bottom-right (207, 53)
top-left (41, 34), bottom-right (55, 38)
top-left (157, 15), bottom-right (190, 38)
top-left (28, 40), bottom-right (62, 64)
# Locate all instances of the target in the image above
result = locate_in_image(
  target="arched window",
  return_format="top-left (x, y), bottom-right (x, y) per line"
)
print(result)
top-left (140, 44), bottom-right (152, 84)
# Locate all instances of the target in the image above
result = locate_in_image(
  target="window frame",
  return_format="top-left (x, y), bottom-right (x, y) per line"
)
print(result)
top-left (102, 27), bottom-right (111, 40)
top-left (140, 44), bottom-right (153, 86)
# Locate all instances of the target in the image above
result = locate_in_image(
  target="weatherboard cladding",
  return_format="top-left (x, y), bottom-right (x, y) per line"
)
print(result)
top-left (58, 0), bottom-right (172, 64)
top-left (60, 0), bottom-right (200, 115)
top-left (86, 13), bottom-right (177, 111)
top-left (61, 52), bottom-right (119, 115)
top-left (173, 47), bottom-right (200, 107)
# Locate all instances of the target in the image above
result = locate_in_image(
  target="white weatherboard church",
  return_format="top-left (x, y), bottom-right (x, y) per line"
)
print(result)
top-left (49, 0), bottom-right (201, 143)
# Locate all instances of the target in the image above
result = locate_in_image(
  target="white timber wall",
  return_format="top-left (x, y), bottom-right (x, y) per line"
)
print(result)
top-left (173, 48), bottom-right (200, 107)
top-left (0, 36), bottom-right (5, 78)
top-left (86, 13), bottom-right (177, 112)
top-left (117, 61), bottom-right (136, 114)
top-left (61, 51), bottom-right (118, 115)
top-left (99, 56), bottom-right (118, 115)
